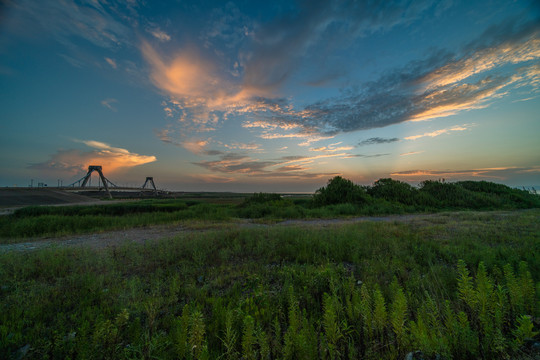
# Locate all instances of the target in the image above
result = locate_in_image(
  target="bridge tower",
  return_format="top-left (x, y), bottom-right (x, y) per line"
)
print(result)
top-left (142, 177), bottom-right (157, 194)
top-left (80, 165), bottom-right (112, 199)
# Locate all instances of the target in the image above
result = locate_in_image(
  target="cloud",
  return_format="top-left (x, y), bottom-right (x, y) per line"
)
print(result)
top-left (400, 151), bottom-right (423, 156)
top-left (29, 139), bottom-right (157, 176)
top-left (193, 151), bottom-right (356, 179)
top-left (203, 149), bottom-right (225, 156)
top-left (146, 1), bottom-right (444, 146)
top-left (309, 143), bottom-right (354, 152)
top-left (141, 41), bottom-right (222, 101)
top-left (130, 5), bottom-right (538, 149)
top-left (8, 0), bottom-right (134, 50)
top-left (389, 166), bottom-right (540, 180)
top-left (346, 153), bottom-right (390, 159)
top-left (105, 57), bottom-right (117, 69)
top-left (148, 28), bottom-right (171, 42)
top-left (240, 0), bottom-right (439, 93)
top-left (194, 153), bottom-right (273, 174)
top-left (101, 98), bottom-right (118, 112)
top-left (247, 20), bottom-right (540, 136)
top-left (276, 165), bottom-right (306, 172)
top-left (223, 142), bottom-right (262, 151)
top-left (404, 124), bottom-right (470, 141)
top-left (182, 138), bottom-right (210, 154)
top-left (512, 95), bottom-right (539, 102)
top-left (358, 137), bottom-right (400, 146)
top-left (155, 128), bottom-right (175, 144)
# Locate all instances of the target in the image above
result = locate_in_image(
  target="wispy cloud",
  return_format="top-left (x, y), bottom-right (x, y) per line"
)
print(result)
top-left (400, 151), bottom-right (423, 156)
top-left (512, 95), bottom-right (539, 102)
top-left (310, 142), bottom-right (354, 153)
top-left (101, 98), bottom-right (118, 112)
top-left (358, 137), bottom-right (400, 146)
top-left (9, 0), bottom-right (135, 50)
top-left (390, 166), bottom-right (540, 180)
top-left (239, 0), bottom-right (439, 93)
top-left (223, 142), bottom-right (262, 151)
top-left (29, 139), bottom-right (156, 175)
top-left (193, 151), bottom-right (356, 179)
top-left (404, 124), bottom-right (471, 141)
top-left (148, 27), bottom-right (171, 42)
top-left (105, 57), bottom-right (117, 69)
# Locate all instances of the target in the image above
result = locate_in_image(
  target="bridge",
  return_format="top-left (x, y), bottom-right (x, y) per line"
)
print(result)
top-left (66, 165), bottom-right (160, 199)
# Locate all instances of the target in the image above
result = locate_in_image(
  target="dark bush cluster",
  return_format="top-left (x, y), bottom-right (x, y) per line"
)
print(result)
top-left (313, 176), bottom-right (369, 206)
top-left (313, 176), bottom-right (540, 211)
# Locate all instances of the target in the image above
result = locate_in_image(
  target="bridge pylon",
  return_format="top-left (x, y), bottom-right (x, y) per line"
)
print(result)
top-left (80, 165), bottom-right (112, 199)
top-left (142, 177), bottom-right (157, 194)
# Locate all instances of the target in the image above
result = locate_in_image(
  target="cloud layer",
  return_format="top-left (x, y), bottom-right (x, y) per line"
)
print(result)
top-left (148, 9), bottom-right (540, 151)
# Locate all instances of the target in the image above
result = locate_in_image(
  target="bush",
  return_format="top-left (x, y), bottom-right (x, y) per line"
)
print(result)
top-left (242, 193), bottom-right (283, 205)
top-left (367, 178), bottom-right (418, 205)
top-left (313, 176), bottom-right (369, 206)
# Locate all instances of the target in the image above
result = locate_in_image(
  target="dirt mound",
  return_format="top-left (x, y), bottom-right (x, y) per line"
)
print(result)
top-left (0, 188), bottom-right (96, 207)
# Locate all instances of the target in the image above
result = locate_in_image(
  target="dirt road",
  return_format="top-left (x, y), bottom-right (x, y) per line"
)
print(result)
top-left (0, 212), bottom-right (482, 252)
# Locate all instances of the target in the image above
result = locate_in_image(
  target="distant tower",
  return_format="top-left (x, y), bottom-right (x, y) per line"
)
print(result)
top-left (80, 165), bottom-right (112, 199)
top-left (142, 177), bottom-right (157, 194)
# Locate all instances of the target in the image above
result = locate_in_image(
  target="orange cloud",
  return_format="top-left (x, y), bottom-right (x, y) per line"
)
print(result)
top-left (182, 138), bottom-right (210, 154)
top-left (141, 41), bottom-right (222, 102)
top-left (73, 140), bottom-right (156, 172)
top-left (405, 124), bottom-right (471, 140)
top-left (30, 140), bottom-right (157, 176)
top-left (419, 36), bottom-right (540, 90)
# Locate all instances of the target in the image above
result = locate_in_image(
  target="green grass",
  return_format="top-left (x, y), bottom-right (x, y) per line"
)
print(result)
top-left (2, 184), bottom-right (539, 241)
top-left (1, 210), bottom-right (539, 359)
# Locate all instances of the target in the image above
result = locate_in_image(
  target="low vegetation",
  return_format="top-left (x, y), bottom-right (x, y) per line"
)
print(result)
top-left (1, 178), bottom-right (539, 358)
top-left (1, 210), bottom-right (539, 359)
top-left (1, 178), bottom-right (538, 239)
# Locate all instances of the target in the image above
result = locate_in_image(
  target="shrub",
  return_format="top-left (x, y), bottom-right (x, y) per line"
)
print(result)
top-left (367, 178), bottom-right (418, 206)
top-left (242, 192), bottom-right (285, 204)
top-left (313, 176), bottom-right (368, 206)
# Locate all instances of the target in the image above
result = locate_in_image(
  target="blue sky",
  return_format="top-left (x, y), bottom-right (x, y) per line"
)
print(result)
top-left (1, 0), bottom-right (539, 192)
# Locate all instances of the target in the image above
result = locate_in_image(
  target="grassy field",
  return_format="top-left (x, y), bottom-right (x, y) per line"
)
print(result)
top-left (1, 178), bottom-right (539, 241)
top-left (1, 209), bottom-right (539, 359)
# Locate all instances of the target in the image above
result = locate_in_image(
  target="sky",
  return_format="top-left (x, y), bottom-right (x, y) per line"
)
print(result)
top-left (1, 0), bottom-right (539, 192)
